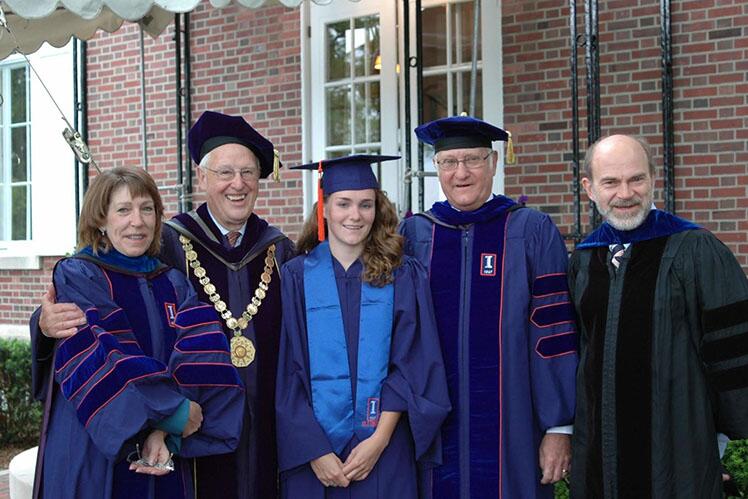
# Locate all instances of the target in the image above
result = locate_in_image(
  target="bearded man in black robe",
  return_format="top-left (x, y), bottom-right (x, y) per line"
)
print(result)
top-left (569, 134), bottom-right (748, 498)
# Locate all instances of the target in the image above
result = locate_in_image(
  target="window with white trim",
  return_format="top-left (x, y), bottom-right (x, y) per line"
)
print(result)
top-left (303, 0), bottom-right (502, 214)
top-left (0, 63), bottom-right (31, 241)
top-left (0, 42), bottom-right (77, 266)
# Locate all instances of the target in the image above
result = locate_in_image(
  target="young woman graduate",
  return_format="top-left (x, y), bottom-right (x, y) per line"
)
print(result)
top-left (34, 167), bottom-right (245, 499)
top-left (275, 155), bottom-right (451, 498)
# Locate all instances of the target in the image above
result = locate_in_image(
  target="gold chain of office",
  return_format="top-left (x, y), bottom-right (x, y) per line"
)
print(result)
top-left (178, 234), bottom-right (276, 368)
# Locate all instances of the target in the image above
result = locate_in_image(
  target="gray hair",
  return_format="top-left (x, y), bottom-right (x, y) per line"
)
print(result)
top-left (198, 150), bottom-right (213, 170)
top-left (583, 135), bottom-right (655, 179)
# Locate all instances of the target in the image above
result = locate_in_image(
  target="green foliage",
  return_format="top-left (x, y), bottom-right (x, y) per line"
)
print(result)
top-left (725, 439), bottom-right (748, 498)
top-left (554, 479), bottom-right (570, 498)
top-left (0, 338), bottom-right (42, 446)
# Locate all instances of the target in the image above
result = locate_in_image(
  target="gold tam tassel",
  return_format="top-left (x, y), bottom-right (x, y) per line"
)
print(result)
top-left (505, 132), bottom-right (516, 165)
top-left (272, 149), bottom-right (280, 181)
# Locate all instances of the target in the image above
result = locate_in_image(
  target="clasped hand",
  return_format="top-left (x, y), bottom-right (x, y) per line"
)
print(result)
top-left (310, 433), bottom-right (388, 488)
top-left (128, 430), bottom-right (174, 476)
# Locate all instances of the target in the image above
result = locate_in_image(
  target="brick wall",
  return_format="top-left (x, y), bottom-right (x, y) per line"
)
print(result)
top-left (0, 3), bottom-right (304, 326)
top-left (502, 0), bottom-right (748, 271)
top-left (3, 0), bottom-right (747, 325)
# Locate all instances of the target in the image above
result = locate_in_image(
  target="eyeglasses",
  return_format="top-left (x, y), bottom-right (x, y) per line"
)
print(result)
top-left (203, 166), bottom-right (260, 181)
top-left (435, 151), bottom-right (493, 171)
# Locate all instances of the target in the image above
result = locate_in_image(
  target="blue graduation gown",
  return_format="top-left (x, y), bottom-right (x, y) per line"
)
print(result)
top-left (38, 254), bottom-right (244, 499)
top-left (399, 196), bottom-right (578, 499)
top-left (276, 254), bottom-right (450, 499)
top-left (30, 205), bottom-right (294, 499)
top-left (161, 204), bottom-right (295, 499)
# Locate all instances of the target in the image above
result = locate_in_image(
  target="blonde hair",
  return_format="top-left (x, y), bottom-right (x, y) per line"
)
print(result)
top-left (297, 190), bottom-right (403, 286)
top-left (77, 166), bottom-right (164, 256)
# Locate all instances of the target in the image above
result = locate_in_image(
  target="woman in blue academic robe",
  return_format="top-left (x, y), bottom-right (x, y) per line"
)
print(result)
top-left (35, 167), bottom-right (244, 499)
top-left (275, 155), bottom-right (451, 499)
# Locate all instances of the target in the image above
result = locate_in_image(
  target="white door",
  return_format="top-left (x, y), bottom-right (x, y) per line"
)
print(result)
top-left (401, 0), bottom-right (503, 212)
top-left (308, 0), bottom-right (400, 209)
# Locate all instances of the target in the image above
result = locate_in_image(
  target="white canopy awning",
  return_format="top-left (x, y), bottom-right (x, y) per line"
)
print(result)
top-left (0, 0), bottom-right (308, 59)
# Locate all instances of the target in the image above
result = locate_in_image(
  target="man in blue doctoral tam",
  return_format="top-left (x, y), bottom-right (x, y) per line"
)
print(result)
top-left (569, 135), bottom-right (748, 498)
top-left (32, 111), bottom-right (295, 499)
top-left (400, 115), bottom-right (578, 498)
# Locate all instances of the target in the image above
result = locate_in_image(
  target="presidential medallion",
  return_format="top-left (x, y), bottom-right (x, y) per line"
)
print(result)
top-left (231, 335), bottom-right (256, 367)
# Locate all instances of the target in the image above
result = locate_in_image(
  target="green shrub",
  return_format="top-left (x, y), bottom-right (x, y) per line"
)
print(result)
top-left (725, 439), bottom-right (748, 498)
top-left (0, 338), bottom-right (42, 446)
top-left (555, 479), bottom-right (570, 498)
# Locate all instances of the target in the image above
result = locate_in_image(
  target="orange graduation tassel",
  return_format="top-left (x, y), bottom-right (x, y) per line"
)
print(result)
top-left (317, 160), bottom-right (325, 241)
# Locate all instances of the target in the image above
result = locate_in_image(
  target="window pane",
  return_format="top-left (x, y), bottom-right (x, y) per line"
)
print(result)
top-left (11, 126), bottom-right (27, 182)
top-left (327, 21), bottom-right (351, 82)
top-left (11, 67), bottom-right (27, 124)
top-left (457, 70), bottom-right (482, 118)
top-left (353, 15), bottom-right (379, 78)
top-left (367, 82), bottom-right (381, 143)
top-left (353, 147), bottom-right (380, 155)
top-left (325, 149), bottom-right (351, 159)
top-left (353, 82), bottom-right (380, 144)
top-left (0, 187), bottom-right (5, 238)
top-left (11, 185), bottom-right (28, 240)
top-left (422, 6), bottom-right (447, 68)
top-left (326, 85), bottom-right (351, 146)
top-left (423, 74), bottom-right (449, 123)
top-left (454, 1), bottom-right (481, 65)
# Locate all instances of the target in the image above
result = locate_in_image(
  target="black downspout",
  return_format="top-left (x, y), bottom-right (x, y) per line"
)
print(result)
top-left (175, 14), bottom-right (184, 212)
top-left (584, 0), bottom-right (601, 227)
top-left (415, 0), bottom-right (424, 212)
top-left (81, 41), bottom-right (90, 194)
top-left (73, 38), bottom-right (80, 225)
top-left (403, 0), bottom-right (412, 214)
top-left (660, 0), bottom-right (675, 214)
top-left (184, 13), bottom-right (193, 211)
top-left (568, 0), bottom-right (582, 242)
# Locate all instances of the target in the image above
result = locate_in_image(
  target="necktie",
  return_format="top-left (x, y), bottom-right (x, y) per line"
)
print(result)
top-left (610, 244), bottom-right (626, 269)
top-left (226, 231), bottom-right (241, 248)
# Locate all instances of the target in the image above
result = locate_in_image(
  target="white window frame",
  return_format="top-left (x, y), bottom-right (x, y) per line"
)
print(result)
top-left (401, 0), bottom-right (503, 210)
top-left (0, 42), bottom-right (76, 268)
top-left (0, 63), bottom-right (31, 242)
top-left (302, 0), bottom-right (399, 217)
top-left (301, 0), bottom-right (502, 214)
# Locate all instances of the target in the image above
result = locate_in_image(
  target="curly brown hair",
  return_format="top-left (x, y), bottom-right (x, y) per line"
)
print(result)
top-left (77, 166), bottom-right (164, 256)
top-left (296, 190), bottom-right (403, 286)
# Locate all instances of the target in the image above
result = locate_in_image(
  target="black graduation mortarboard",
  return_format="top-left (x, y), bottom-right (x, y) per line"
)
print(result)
top-left (290, 154), bottom-right (400, 241)
top-left (415, 115), bottom-right (515, 163)
top-left (290, 154), bottom-right (400, 195)
top-left (188, 111), bottom-right (280, 179)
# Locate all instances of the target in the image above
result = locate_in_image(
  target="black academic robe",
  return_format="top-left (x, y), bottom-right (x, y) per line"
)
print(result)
top-left (160, 204), bottom-right (295, 499)
top-left (569, 222), bottom-right (748, 498)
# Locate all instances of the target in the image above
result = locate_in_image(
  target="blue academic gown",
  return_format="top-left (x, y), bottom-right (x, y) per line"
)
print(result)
top-left (37, 251), bottom-right (244, 499)
top-left (399, 196), bottom-right (578, 499)
top-left (276, 253), bottom-right (451, 499)
top-left (30, 205), bottom-right (293, 499)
